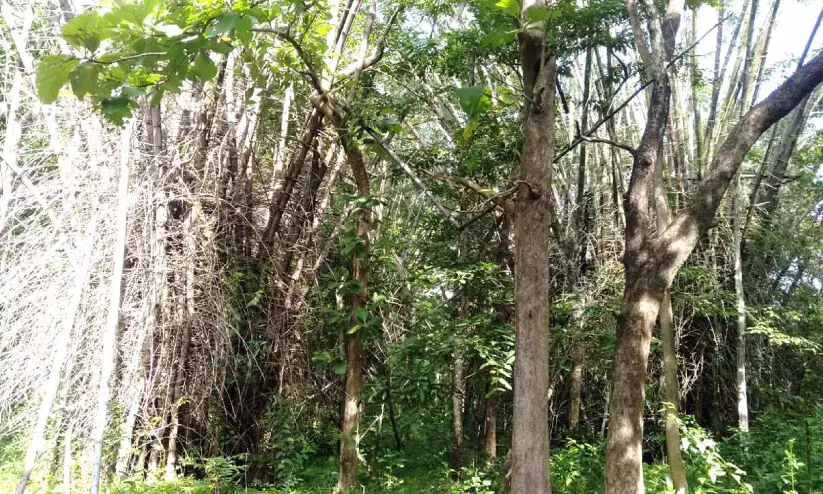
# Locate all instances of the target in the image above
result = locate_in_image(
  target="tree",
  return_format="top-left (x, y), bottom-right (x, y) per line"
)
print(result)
top-left (510, 0), bottom-right (557, 491)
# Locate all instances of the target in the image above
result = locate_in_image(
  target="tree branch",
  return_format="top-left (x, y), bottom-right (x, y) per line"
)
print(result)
top-left (657, 49), bottom-right (823, 284)
top-left (253, 28), bottom-right (323, 91)
top-left (338, 8), bottom-right (400, 79)
top-left (363, 126), bottom-right (461, 228)
top-left (554, 15), bottom-right (727, 163)
top-left (579, 135), bottom-right (636, 155)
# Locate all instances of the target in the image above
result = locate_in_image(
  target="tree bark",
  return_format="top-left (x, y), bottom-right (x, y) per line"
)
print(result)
top-left (605, 42), bottom-right (823, 494)
top-left (451, 352), bottom-right (465, 476)
top-left (732, 175), bottom-right (749, 432)
top-left (90, 123), bottom-right (133, 494)
top-left (568, 356), bottom-right (584, 430)
top-left (484, 392), bottom-right (497, 460)
top-left (511, 0), bottom-right (557, 491)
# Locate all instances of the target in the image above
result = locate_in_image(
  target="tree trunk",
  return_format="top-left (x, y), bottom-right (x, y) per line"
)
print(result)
top-left (62, 422), bottom-right (72, 494)
top-left (660, 290), bottom-right (687, 492)
top-left (90, 123), bottom-right (133, 494)
top-left (511, 0), bottom-right (557, 491)
top-left (115, 378), bottom-right (143, 478)
top-left (451, 351), bottom-right (465, 476)
top-left (653, 148), bottom-right (688, 492)
top-left (605, 41), bottom-right (823, 494)
top-left (732, 175), bottom-right (749, 432)
top-left (568, 358), bottom-right (584, 430)
top-left (484, 392), bottom-right (497, 460)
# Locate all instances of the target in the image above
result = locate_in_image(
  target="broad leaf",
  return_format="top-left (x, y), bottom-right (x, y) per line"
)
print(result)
top-left (101, 96), bottom-right (133, 125)
top-left (525, 5), bottom-right (553, 22)
top-left (455, 85), bottom-right (493, 139)
top-left (69, 62), bottom-right (101, 99)
top-left (494, 0), bottom-right (520, 18)
top-left (36, 55), bottom-right (78, 104)
top-left (61, 12), bottom-right (104, 52)
top-left (192, 53), bottom-right (218, 81)
top-left (206, 13), bottom-right (239, 38)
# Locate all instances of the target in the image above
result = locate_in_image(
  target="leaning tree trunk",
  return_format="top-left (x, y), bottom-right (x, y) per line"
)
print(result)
top-left (510, 0), bottom-right (557, 491)
top-left (605, 44), bottom-right (823, 494)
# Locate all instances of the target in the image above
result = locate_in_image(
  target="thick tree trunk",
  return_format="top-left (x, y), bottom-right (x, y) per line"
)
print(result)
top-left (605, 42), bottom-right (823, 494)
top-left (511, 1), bottom-right (557, 491)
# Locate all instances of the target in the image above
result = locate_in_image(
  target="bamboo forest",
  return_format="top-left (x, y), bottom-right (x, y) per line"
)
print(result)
top-left (2, 0), bottom-right (823, 492)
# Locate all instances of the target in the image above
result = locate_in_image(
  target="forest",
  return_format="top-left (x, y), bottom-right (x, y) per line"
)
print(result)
top-left (1, 0), bottom-right (823, 492)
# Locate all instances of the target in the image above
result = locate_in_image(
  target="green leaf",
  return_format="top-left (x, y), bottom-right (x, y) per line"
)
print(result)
top-left (494, 0), bottom-right (520, 18)
top-left (375, 116), bottom-right (404, 133)
top-left (455, 85), bottom-right (493, 117)
top-left (69, 62), bottom-right (101, 99)
top-left (61, 12), bottom-right (104, 52)
top-left (354, 307), bottom-right (369, 323)
top-left (206, 12), bottom-right (239, 38)
top-left (235, 15), bottom-right (253, 44)
top-left (333, 360), bottom-right (347, 375)
top-left (192, 53), bottom-right (218, 81)
top-left (347, 324), bottom-right (361, 334)
top-left (524, 5), bottom-right (553, 22)
top-left (486, 27), bottom-right (517, 48)
top-left (101, 96), bottom-right (133, 125)
top-left (36, 55), bottom-right (78, 104)
top-left (455, 85), bottom-right (493, 139)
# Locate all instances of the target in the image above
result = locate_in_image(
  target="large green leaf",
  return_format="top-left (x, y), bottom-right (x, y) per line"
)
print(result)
top-left (524, 5), bottom-right (554, 22)
top-left (61, 12), bottom-right (104, 52)
top-left (192, 52), bottom-right (218, 81)
top-left (36, 55), bottom-right (78, 104)
top-left (101, 96), bottom-right (133, 125)
top-left (494, 0), bottom-right (520, 18)
top-left (69, 62), bottom-right (101, 99)
top-left (455, 85), bottom-right (493, 139)
top-left (206, 12), bottom-right (239, 38)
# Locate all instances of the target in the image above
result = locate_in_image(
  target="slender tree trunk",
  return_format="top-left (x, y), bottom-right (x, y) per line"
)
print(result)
top-left (269, 82), bottom-right (294, 200)
top-left (90, 123), bottom-right (133, 494)
top-left (568, 356), bottom-right (584, 431)
top-left (484, 392), bottom-right (498, 460)
top-left (386, 376), bottom-right (402, 450)
top-left (115, 378), bottom-right (144, 478)
top-left (511, 1), bottom-right (557, 491)
top-left (653, 149), bottom-right (688, 492)
top-left (62, 422), bottom-right (73, 494)
top-left (451, 352), bottom-right (465, 476)
top-left (732, 175), bottom-right (749, 432)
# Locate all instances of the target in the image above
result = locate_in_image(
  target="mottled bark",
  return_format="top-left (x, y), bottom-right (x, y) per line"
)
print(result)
top-left (511, 0), bottom-right (557, 491)
top-left (606, 42), bottom-right (823, 494)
